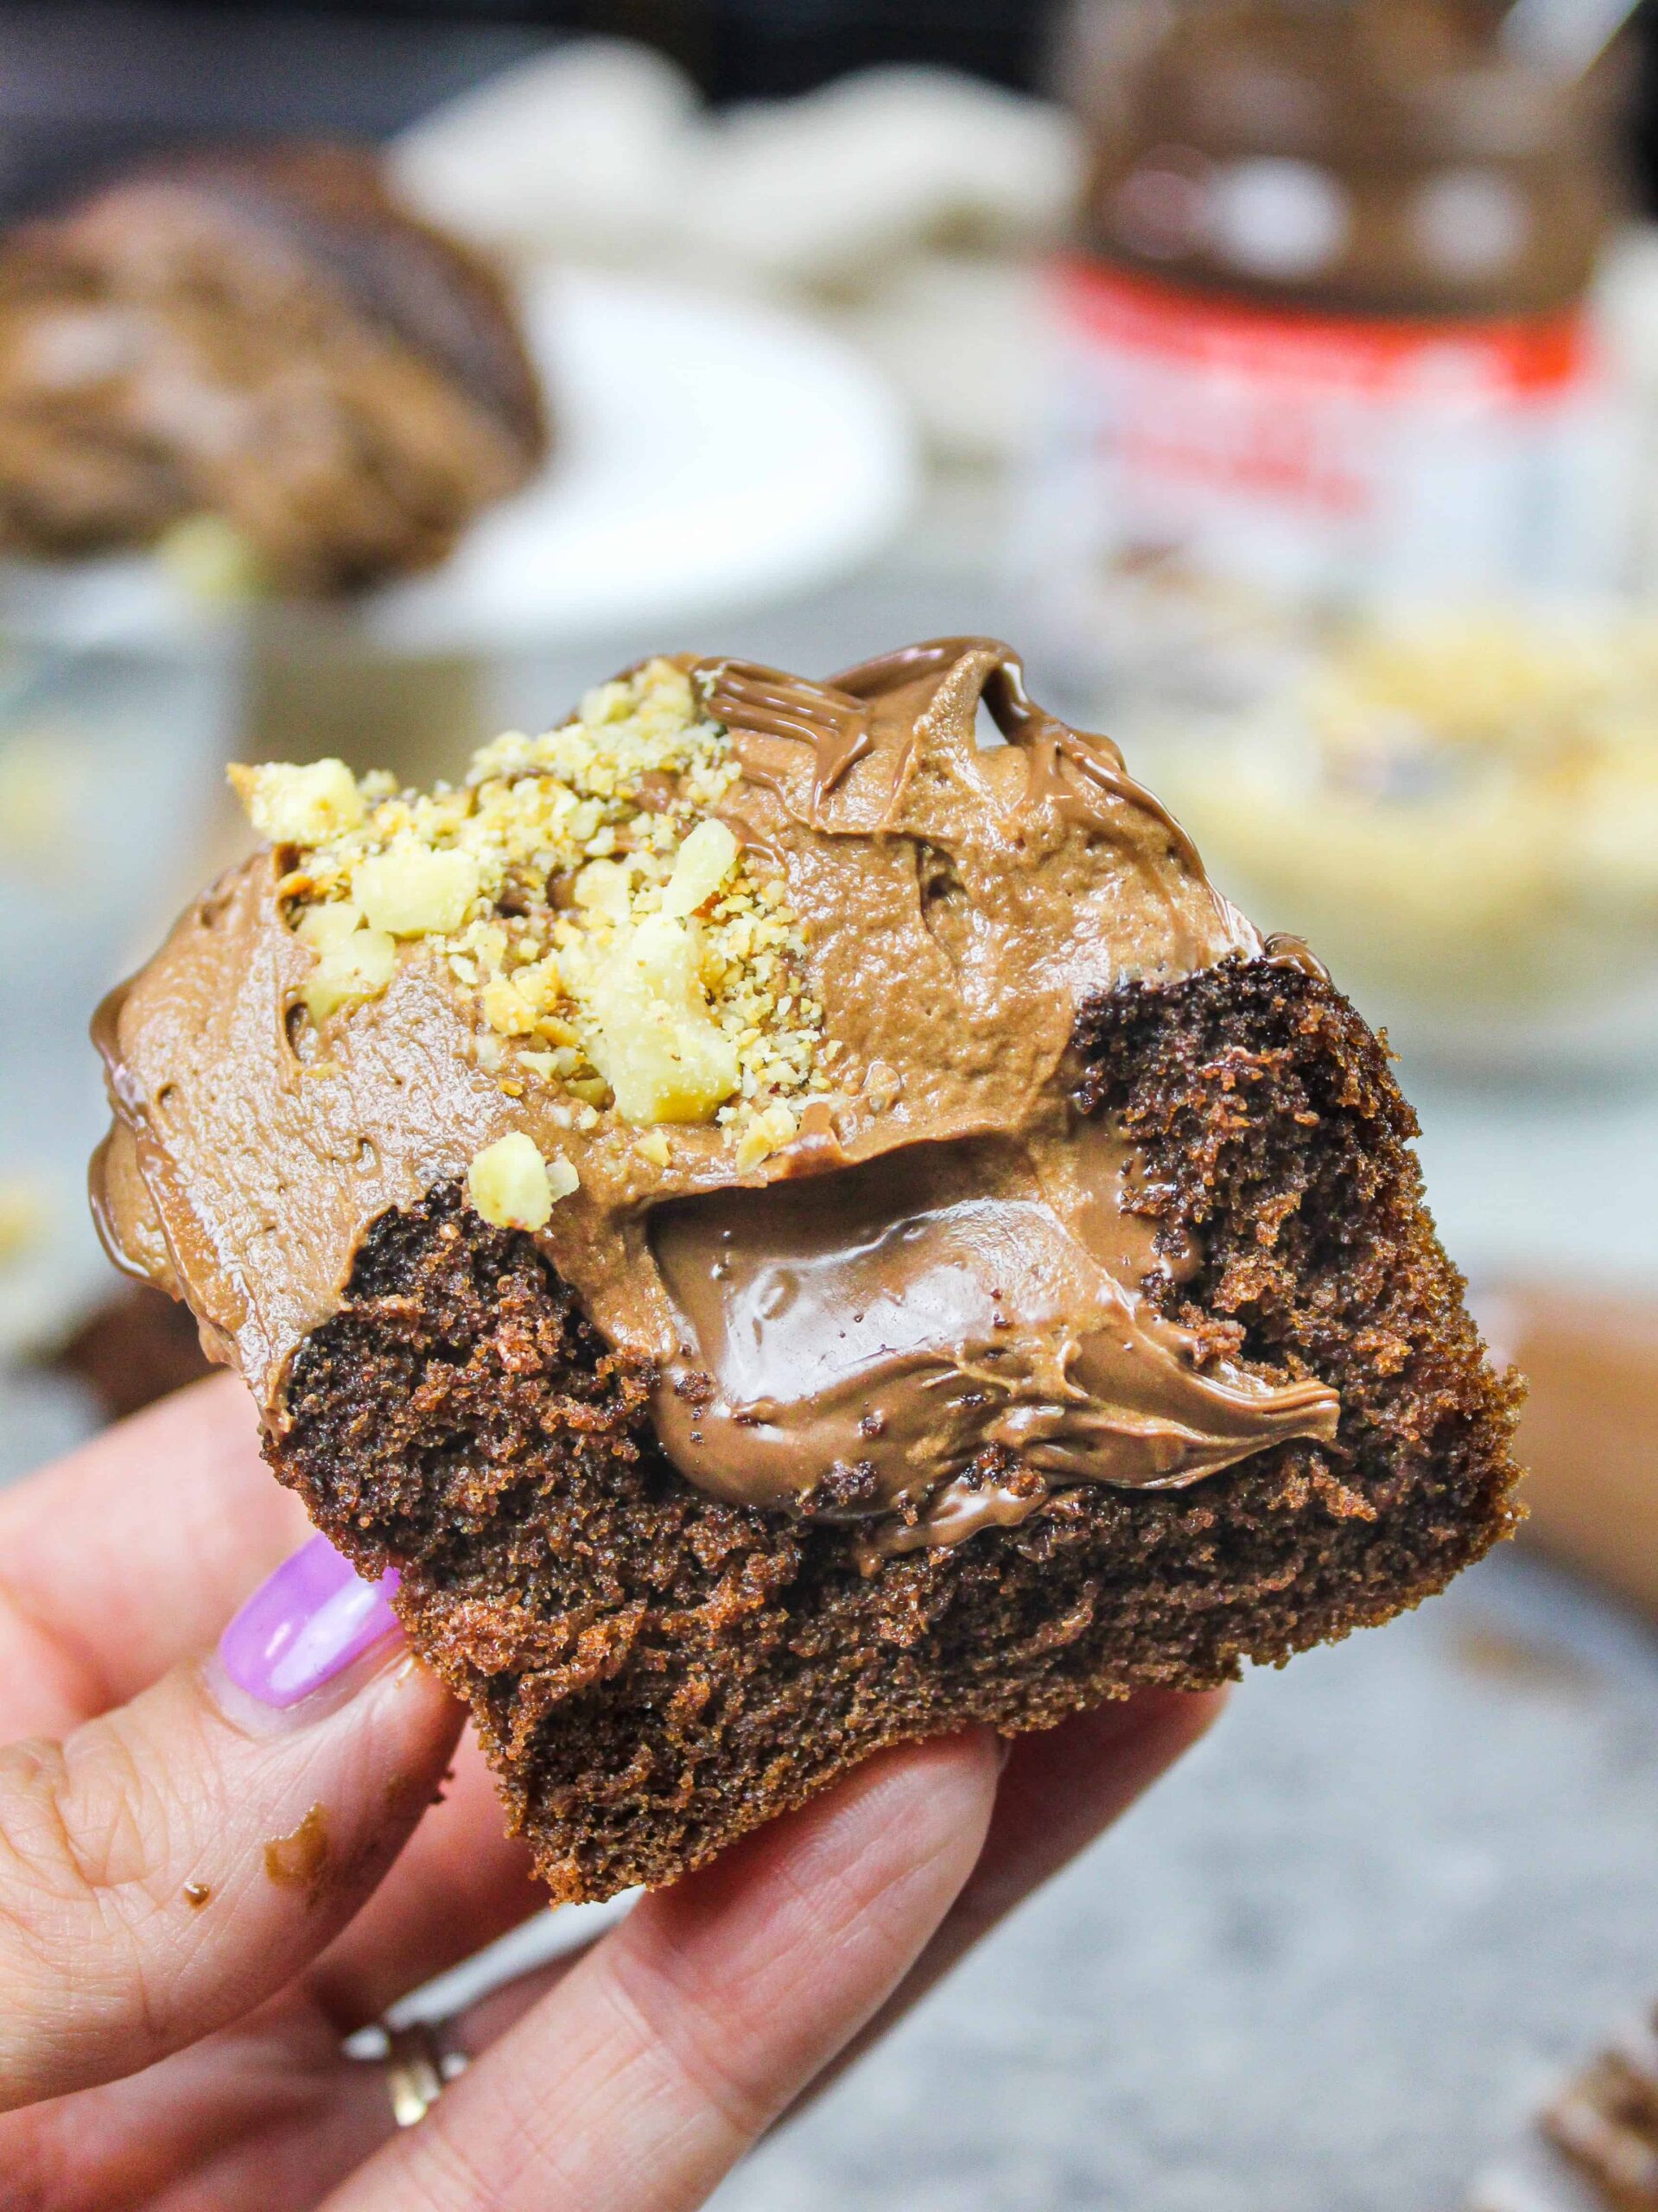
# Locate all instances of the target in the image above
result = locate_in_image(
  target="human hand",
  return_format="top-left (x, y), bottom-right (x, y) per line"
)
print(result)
top-left (0, 1375), bottom-right (1222, 2210)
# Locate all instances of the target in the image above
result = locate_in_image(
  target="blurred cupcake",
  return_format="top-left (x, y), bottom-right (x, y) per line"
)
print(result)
top-left (0, 143), bottom-right (549, 595)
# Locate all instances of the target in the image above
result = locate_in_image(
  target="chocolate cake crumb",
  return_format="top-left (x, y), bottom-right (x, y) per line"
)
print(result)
top-left (270, 957), bottom-right (1521, 1904)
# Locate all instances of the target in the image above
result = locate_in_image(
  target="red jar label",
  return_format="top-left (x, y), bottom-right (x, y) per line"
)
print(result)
top-left (1024, 255), bottom-right (1631, 626)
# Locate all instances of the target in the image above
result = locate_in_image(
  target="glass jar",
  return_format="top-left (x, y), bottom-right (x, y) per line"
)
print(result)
top-left (1019, 0), bottom-right (1636, 710)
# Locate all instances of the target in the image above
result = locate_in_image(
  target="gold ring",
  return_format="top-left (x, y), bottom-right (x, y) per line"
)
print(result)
top-left (382, 2018), bottom-right (468, 2127)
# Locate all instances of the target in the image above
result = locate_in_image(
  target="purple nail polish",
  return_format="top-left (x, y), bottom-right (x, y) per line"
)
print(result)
top-left (219, 1533), bottom-right (403, 1708)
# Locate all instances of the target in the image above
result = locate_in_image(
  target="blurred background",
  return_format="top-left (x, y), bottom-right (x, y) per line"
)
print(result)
top-left (2, 2), bottom-right (1658, 2205)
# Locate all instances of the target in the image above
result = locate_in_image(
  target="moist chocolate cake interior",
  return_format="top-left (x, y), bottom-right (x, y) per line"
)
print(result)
top-left (277, 958), bottom-right (1519, 1904)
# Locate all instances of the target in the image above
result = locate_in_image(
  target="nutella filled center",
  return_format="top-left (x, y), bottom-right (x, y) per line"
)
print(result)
top-left (649, 1127), bottom-right (1338, 1555)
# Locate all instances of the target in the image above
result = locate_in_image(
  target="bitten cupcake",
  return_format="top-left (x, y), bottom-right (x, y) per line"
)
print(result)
top-left (93, 640), bottom-right (1521, 1901)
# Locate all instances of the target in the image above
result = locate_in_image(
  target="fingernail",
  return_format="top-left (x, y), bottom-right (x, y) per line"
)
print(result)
top-left (219, 1534), bottom-right (403, 1708)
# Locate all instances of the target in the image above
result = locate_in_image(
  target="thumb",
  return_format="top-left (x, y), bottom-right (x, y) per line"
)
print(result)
top-left (0, 1535), bottom-right (461, 2111)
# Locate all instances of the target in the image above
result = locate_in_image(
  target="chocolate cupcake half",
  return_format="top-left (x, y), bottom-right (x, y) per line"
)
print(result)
top-left (0, 144), bottom-right (547, 593)
top-left (92, 641), bottom-right (1521, 1902)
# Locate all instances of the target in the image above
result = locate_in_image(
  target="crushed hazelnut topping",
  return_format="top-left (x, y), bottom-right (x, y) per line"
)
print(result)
top-left (232, 659), bottom-right (829, 1154)
top-left (353, 847), bottom-right (480, 938)
top-left (734, 1100), bottom-right (799, 1173)
top-left (861, 1060), bottom-right (903, 1112)
top-left (294, 903), bottom-right (396, 1020)
top-left (230, 760), bottom-right (364, 847)
top-left (467, 1133), bottom-right (577, 1230)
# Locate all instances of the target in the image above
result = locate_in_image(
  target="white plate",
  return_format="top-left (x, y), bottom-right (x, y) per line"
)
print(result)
top-left (366, 269), bottom-right (918, 653)
top-left (0, 270), bottom-right (918, 658)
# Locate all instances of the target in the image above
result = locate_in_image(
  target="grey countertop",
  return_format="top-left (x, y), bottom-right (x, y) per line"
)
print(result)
top-left (716, 1548), bottom-right (1658, 2212)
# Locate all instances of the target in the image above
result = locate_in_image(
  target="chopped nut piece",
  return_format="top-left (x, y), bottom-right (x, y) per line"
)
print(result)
top-left (232, 759), bottom-right (364, 847)
top-left (862, 1061), bottom-right (903, 1111)
top-left (295, 902), bottom-right (397, 1020)
top-left (354, 847), bottom-right (480, 938)
top-left (467, 1133), bottom-right (577, 1230)
top-left (734, 1099), bottom-right (799, 1172)
top-left (637, 1129), bottom-right (671, 1167)
top-left (572, 858), bottom-right (631, 923)
top-left (480, 977), bottom-right (538, 1035)
top-left (662, 817), bottom-right (738, 918)
top-left (508, 957), bottom-right (559, 1016)
top-left (295, 900), bottom-right (365, 955)
top-left (581, 914), bottom-right (740, 1125)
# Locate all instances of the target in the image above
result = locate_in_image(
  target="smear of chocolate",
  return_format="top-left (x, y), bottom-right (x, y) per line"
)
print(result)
top-left (264, 1802), bottom-right (330, 1899)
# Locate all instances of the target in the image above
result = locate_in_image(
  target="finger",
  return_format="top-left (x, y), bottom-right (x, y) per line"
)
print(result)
top-left (0, 1539), bottom-right (462, 2111)
top-left (324, 1731), bottom-right (1001, 2212)
top-left (304, 1726), bottom-right (545, 2031)
top-left (1, 1929), bottom-right (607, 2212)
top-left (0, 1891), bottom-right (610, 2209)
top-left (446, 1945), bottom-right (596, 2054)
top-left (389, 1694), bottom-right (1224, 2108)
top-left (6, 1993), bottom-right (400, 2212)
top-left (0, 1375), bottom-right (308, 1736)
top-left (0, 1696), bottom-right (1213, 2205)
top-left (815, 1688), bottom-right (1227, 2098)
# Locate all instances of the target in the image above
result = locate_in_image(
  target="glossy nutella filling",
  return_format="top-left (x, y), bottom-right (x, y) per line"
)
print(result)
top-left (650, 1125), bottom-right (1338, 1555)
top-left (91, 637), bottom-right (1344, 1558)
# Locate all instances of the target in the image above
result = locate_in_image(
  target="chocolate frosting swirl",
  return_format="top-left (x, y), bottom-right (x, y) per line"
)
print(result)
top-left (92, 639), bottom-right (1339, 1554)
